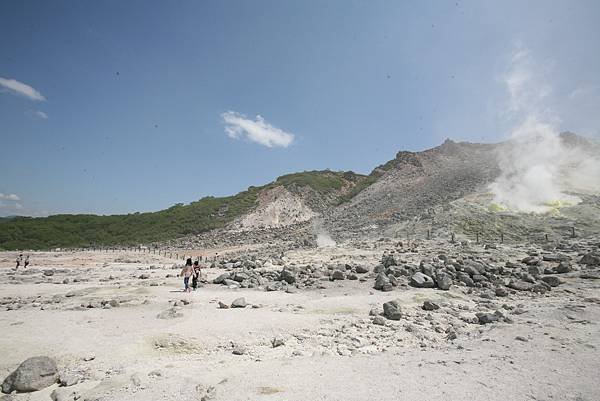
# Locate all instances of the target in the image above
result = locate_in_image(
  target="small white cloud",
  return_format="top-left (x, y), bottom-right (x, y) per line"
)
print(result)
top-left (34, 110), bottom-right (48, 119)
top-left (14, 203), bottom-right (24, 210)
top-left (0, 76), bottom-right (46, 101)
top-left (222, 111), bottom-right (295, 148)
top-left (0, 193), bottom-right (20, 201)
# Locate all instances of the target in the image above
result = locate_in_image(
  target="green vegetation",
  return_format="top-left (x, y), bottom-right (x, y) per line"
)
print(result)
top-left (336, 175), bottom-right (379, 205)
top-left (273, 170), bottom-right (362, 194)
top-left (0, 170), bottom-right (376, 251)
top-left (0, 187), bottom-right (262, 250)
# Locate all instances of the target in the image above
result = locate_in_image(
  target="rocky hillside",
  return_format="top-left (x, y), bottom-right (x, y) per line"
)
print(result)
top-left (326, 139), bottom-right (501, 237)
top-left (0, 170), bottom-right (368, 250)
top-left (3, 134), bottom-right (599, 250)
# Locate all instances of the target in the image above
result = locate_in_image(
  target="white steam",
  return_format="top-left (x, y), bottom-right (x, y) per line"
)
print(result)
top-left (316, 232), bottom-right (336, 248)
top-left (489, 46), bottom-right (600, 213)
top-left (312, 219), bottom-right (337, 248)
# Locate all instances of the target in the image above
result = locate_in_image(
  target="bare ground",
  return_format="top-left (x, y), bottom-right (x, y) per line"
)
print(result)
top-left (1, 248), bottom-right (599, 401)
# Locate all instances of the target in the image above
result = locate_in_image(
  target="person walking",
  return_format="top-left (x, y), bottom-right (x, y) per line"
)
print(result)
top-left (24, 255), bottom-right (30, 268)
top-left (191, 260), bottom-right (201, 291)
top-left (179, 258), bottom-right (194, 293)
top-left (15, 254), bottom-right (23, 270)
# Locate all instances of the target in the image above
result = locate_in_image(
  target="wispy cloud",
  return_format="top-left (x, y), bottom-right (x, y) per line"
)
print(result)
top-left (0, 77), bottom-right (46, 101)
top-left (0, 193), bottom-right (20, 201)
top-left (34, 110), bottom-right (48, 119)
top-left (222, 111), bottom-right (294, 148)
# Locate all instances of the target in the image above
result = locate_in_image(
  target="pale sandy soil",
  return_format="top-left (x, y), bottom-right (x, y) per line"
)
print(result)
top-left (0, 250), bottom-right (599, 401)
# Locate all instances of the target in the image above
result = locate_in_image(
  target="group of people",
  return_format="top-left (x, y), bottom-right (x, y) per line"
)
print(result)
top-left (179, 258), bottom-right (203, 292)
top-left (15, 254), bottom-right (30, 270)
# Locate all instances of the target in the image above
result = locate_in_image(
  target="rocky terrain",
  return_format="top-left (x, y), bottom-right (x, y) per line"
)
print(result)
top-left (1, 233), bottom-right (600, 400)
top-left (2, 134), bottom-right (600, 400)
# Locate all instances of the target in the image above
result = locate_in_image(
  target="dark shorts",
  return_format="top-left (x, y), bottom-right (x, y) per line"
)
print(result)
top-left (184, 277), bottom-right (190, 289)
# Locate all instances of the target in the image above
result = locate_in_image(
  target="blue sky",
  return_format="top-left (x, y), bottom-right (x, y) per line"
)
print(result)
top-left (1, 0), bottom-right (599, 216)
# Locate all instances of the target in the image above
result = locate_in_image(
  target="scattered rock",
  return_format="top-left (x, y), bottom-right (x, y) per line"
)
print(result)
top-left (374, 272), bottom-right (392, 292)
top-left (1, 356), bottom-right (59, 393)
top-left (382, 299), bottom-right (403, 320)
top-left (231, 298), bottom-right (248, 308)
top-left (157, 307), bottom-right (183, 319)
top-left (422, 301), bottom-right (439, 311)
top-left (410, 272), bottom-right (435, 288)
top-left (476, 312), bottom-right (499, 325)
top-left (232, 345), bottom-right (246, 355)
top-left (541, 276), bottom-right (561, 287)
top-left (495, 287), bottom-right (509, 297)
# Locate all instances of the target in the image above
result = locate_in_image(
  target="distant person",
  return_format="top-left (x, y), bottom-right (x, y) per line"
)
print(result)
top-left (192, 260), bottom-right (201, 291)
top-left (180, 258), bottom-right (194, 292)
top-left (24, 255), bottom-right (30, 268)
top-left (15, 254), bottom-right (23, 270)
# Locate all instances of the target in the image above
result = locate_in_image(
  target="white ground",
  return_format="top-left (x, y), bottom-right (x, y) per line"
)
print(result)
top-left (0, 249), bottom-right (599, 401)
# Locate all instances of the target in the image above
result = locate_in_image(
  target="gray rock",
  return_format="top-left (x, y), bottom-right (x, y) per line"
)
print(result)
top-left (2, 356), bottom-right (59, 393)
top-left (43, 270), bottom-right (55, 277)
top-left (476, 312), bottom-right (499, 325)
top-left (436, 274), bottom-right (452, 290)
top-left (59, 372), bottom-right (81, 387)
top-left (232, 345), bottom-right (246, 355)
top-left (383, 300), bottom-right (403, 320)
top-left (355, 266), bottom-right (370, 274)
top-left (278, 269), bottom-right (296, 284)
top-left (271, 337), bottom-right (285, 348)
top-left (346, 273), bottom-right (358, 280)
top-left (372, 316), bottom-right (386, 325)
top-left (555, 262), bottom-right (572, 274)
top-left (138, 273), bottom-right (150, 279)
top-left (495, 287), bottom-right (509, 297)
top-left (374, 272), bottom-right (392, 292)
top-left (213, 273), bottom-right (230, 284)
top-left (218, 301), bottom-right (229, 309)
top-left (156, 307), bottom-right (183, 319)
top-left (580, 253), bottom-right (600, 266)
top-left (231, 298), bottom-right (248, 308)
top-left (422, 301), bottom-right (439, 311)
top-left (540, 276), bottom-right (561, 287)
top-left (410, 272), bottom-right (435, 288)
top-left (369, 308), bottom-right (382, 316)
top-left (331, 270), bottom-right (345, 280)
top-left (508, 280), bottom-right (533, 291)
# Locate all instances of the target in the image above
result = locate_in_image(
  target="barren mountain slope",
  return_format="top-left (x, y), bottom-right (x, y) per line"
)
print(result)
top-left (326, 139), bottom-right (501, 237)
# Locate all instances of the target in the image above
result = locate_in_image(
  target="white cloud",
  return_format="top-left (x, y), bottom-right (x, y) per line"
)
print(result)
top-left (14, 203), bottom-right (24, 210)
top-left (0, 77), bottom-right (46, 101)
top-left (0, 193), bottom-right (20, 201)
top-left (34, 110), bottom-right (48, 119)
top-left (222, 111), bottom-right (294, 148)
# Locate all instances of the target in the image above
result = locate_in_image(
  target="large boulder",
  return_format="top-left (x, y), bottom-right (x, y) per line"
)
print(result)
top-left (2, 356), bottom-right (59, 393)
top-left (331, 270), bottom-right (345, 280)
top-left (212, 273), bottom-right (230, 284)
top-left (382, 300), bottom-right (403, 320)
top-left (231, 297), bottom-right (248, 308)
top-left (278, 269), bottom-right (296, 284)
top-left (409, 272), bottom-right (435, 288)
top-left (355, 265), bottom-right (370, 274)
top-left (435, 273), bottom-right (452, 290)
top-left (373, 272), bottom-right (392, 292)
top-left (580, 253), bottom-right (600, 266)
